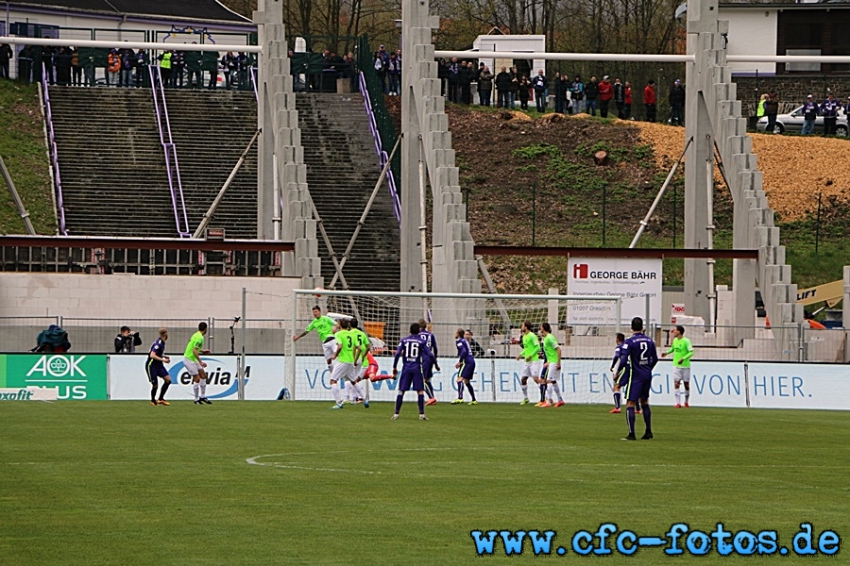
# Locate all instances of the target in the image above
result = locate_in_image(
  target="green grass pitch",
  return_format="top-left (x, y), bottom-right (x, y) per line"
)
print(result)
top-left (1, 401), bottom-right (848, 565)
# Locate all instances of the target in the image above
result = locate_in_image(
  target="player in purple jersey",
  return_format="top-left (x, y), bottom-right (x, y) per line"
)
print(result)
top-left (391, 322), bottom-right (434, 420)
top-left (451, 328), bottom-right (478, 405)
top-left (146, 328), bottom-right (172, 406)
top-left (617, 317), bottom-right (658, 440)
top-left (417, 318), bottom-right (441, 405)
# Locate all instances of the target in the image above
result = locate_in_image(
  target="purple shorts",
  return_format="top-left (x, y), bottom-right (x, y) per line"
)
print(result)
top-left (398, 369), bottom-right (424, 392)
top-left (624, 376), bottom-right (651, 403)
top-left (458, 360), bottom-right (476, 380)
top-left (146, 363), bottom-right (169, 384)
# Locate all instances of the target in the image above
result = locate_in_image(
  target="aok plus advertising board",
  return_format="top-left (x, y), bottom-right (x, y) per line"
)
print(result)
top-left (567, 258), bottom-right (662, 325)
top-left (0, 354), bottom-right (108, 400)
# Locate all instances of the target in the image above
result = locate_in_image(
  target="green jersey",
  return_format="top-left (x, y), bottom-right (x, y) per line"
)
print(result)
top-left (542, 333), bottom-right (560, 364)
top-left (354, 329), bottom-right (370, 367)
top-left (305, 315), bottom-right (336, 342)
top-left (184, 331), bottom-right (204, 362)
top-left (521, 332), bottom-right (540, 362)
top-left (667, 336), bottom-right (694, 368)
top-left (335, 329), bottom-right (356, 364)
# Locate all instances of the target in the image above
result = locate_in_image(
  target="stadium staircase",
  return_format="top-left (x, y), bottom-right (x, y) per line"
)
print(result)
top-left (47, 87), bottom-right (257, 238)
top-left (295, 92), bottom-right (400, 292)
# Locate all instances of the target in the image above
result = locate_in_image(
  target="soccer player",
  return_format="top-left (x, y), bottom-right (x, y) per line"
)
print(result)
top-left (539, 323), bottom-right (565, 407)
top-left (609, 332), bottom-right (625, 413)
top-left (348, 319), bottom-right (373, 403)
top-left (329, 318), bottom-right (368, 410)
top-left (451, 328), bottom-right (478, 405)
top-left (184, 322), bottom-right (212, 405)
top-left (618, 317), bottom-right (658, 441)
top-left (663, 324), bottom-right (694, 408)
top-left (392, 322), bottom-right (434, 420)
top-left (293, 305), bottom-right (337, 366)
top-left (516, 320), bottom-right (542, 405)
top-left (146, 327), bottom-right (171, 406)
top-left (418, 318), bottom-right (441, 405)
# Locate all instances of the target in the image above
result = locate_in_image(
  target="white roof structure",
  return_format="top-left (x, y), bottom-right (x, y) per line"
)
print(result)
top-left (471, 34), bottom-right (546, 76)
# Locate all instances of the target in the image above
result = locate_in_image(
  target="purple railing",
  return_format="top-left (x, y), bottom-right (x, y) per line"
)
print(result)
top-left (41, 64), bottom-right (68, 235)
top-left (358, 71), bottom-right (401, 223)
top-left (149, 65), bottom-right (190, 238)
top-left (251, 66), bottom-right (259, 102)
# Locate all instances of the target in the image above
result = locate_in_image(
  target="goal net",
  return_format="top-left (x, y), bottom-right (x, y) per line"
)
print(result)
top-left (287, 289), bottom-right (623, 405)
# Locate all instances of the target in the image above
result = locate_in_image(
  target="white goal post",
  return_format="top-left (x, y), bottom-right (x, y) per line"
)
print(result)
top-left (287, 289), bottom-right (624, 404)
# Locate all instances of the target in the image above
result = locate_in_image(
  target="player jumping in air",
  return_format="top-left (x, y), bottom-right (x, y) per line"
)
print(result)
top-left (663, 324), bottom-right (694, 408)
top-left (184, 322), bottom-right (212, 405)
top-left (538, 323), bottom-right (565, 407)
top-left (618, 317), bottom-right (658, 441)
top-left (146, 327), bottom-right (171, 406)
top-left (349, 319), bottom-right (378, 400)
top-left (392, 322), bottom-right (435, 420)
top-left (418, 318), bottom-right (441, 405)
top-left (451, 328), bottom-right (477, 405)
top-left (292, 305), bottom-right (337, 367)
top-left (516, 321), bottom-right (542, 405)
top-left (329, 318), bottom-right (368, 410)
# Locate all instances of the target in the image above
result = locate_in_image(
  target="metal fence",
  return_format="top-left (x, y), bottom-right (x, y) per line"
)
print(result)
top-left (1, 316), bottom-right (846, 363)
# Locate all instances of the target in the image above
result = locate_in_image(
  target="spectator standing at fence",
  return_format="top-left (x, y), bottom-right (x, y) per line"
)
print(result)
top-left (553, 71), bottom-right (564, 113)
top-left (158, 50), bottom-right (172, 87)
top-left (115, 326), bottom-right (141, 353)
top-left (517, 75), bottom-right (530, 110)
top-left (477, 65), bottom-right (493, 106)
top-left (623, 81), bottom-right (633, 119)
top-left (765, 91), bottom-right (779, 133)
top-left (221, 52), bottom-right (235, 90)
top-left (821, 92), bottom-right (840, 135)
top-left (560, 74), bottom-right (572, 114)
top-left (801, 94), bottom-right (818, 135)
top-left (40, 43), bottom-right (56, 85)
top-left (54, 47), bottom-right (72, 86)
top-left (570, 76), bottom-right (584, 114)
top-left (170, 50), bottom-right (184, 87)
top-left (236, 52), bottom-right (249, 89)
top-left (119, 47), bottom-right (134, 87)
top-left (135, 50), bottom-right (148, 88)
top-left (495, 66), bottom-right (511, 108)
top-left (460, 61), bottom-right (474, 104)
top-left (508, 67), bottom-right (519, 109)
top-left (532, 69), bottom-right (547, 112)
top-left (0, 44), bottom-right (12, 80)
top-left (613, 78), bottom-right (625, 119)
top-left (446, 57), bottom-right (460, 103)
top-left (186, 45), bottom-right (203, 88)
top-left (18, 46), bottom-right (33, 83)
top-left (207, 53), bottom-right (220, 89)
top-left (184, 321), bottom-right (212, 405)
top-left (146, 328), bottom-right (172, 407)
top-left (387, 52), bottom-right (401, 96)
top-left (663, 325), bottom-right (694, 409)
top-left (598, 75), bottom-right (613, 117)
top-left (106, 49), bottom-right (120, 86)
top-left (644, 79), bottom-right (657, 122)
top-left (71, 47), bottom-right (82, 86)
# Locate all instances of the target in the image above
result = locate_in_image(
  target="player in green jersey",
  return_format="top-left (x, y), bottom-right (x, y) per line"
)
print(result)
top-left (329, 318), bottom-right (368, 409)
top-left (183, 321), bottom-right (211, 405)
top-left (516, 320), bottom-right (542, 405)
top-left (347, 319), bottom-right (373, 404)
top-left (662, 325), bottom-right (694, 408)
top-left (538, 323), bottom-right (565, 407)
top-left (293, 305), bottom-right (338, 364)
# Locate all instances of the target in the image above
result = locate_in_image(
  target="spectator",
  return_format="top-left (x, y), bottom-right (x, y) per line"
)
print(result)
top-left (821, 92), bottom-right (840, 135)
top-left (158, 50), bottom-right (173, 87)
top-left (107, 49), bottom-right (120, 86)
top-left (508, 67), bottom-right (519, 109)
top-left (765, 91), bottom-right (779, 133)
top-left (571, 75), bottom-right (584, 114)
top-left (135, 49), bottom-right (149, 88)
top-left (560, 73), bottom-right (571, 114)
top-left (186, 45), bottom-right (203, 88)
top-left (40, 43), bottom-right (55, 85)
top-left (375, 51), bottom-right (388, 94)
top-left (119, 47), bottom-right (135, 87)
top-left (532, 69), bottom-right (547, 112)
top-left (437, 58), bottom-right (448, 96)
top-left (221, 52), bottom-right (236, 89)
top-left (71, 47), bottom-right (82, 86)
top-left (0, 44), bottom-right (12, 80)
top-left (644, 79), bottom-right (657, 122)
top-left (207, 52), bottom-right (220, 89)
top-left (18, 45), bottom-right (34, 83)
top-left (477, 65), bottom-right (493, 106)
top-left (624, 81), bottom-right (633, 120)
top-left (598, 75), bottom-right (613, 117)
top-left (801, 94), bottom-right (818, 135)
top-left (171, 50), bottom-right (185, 87)
top-left (518, 75), bottom-right (531, 110)
top-left (54, 46), bottom-right (72, 86)
top-left (460, 61), bottom-right (473, 104)
top-left (613, 77), bottom-right (625, 119)
top-left (553, 71), bottom-right (564, 113)
top-left (465, 329), bottom-right (486, 358)
top-left (387, 52), bottom-right (401, 96)
top-left (495, 66), bottom-right (512, 108)
top-left (669, 79), bottom-right (685, 126)
top-left (756, 93), bottom-right (767, 124)
top-left (114, 326), bottom-right (142, 354)
top-left (34, 324), bottom-right (71, 353)
top-left (236, 52), bottom-right (249, 89)
top-left (585, 76), bottom-right (599, 116)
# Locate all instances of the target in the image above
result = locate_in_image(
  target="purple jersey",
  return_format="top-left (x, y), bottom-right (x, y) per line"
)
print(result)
top-left (618, 332), bottom-right (658, 381)
top-left (147, 338), bottom-right (166, 370)
top-left (456, 337), bottom-right (474, 365)
top-left (393, 335), bottom-right (433, 373)
top-left (418, 330), bottom-right (438, 357)
top-left (610, 344), bottom-right (623, 372)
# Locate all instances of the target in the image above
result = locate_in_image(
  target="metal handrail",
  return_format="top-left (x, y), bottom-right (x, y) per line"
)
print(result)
top-left (40, 63), bottom-right (68, 235)
top-left (250, 66), bottom-right (258, 101)
top-left (148, 65), bottom-right (190, 238)
top-left (358, 70), bottom-right (401, 222)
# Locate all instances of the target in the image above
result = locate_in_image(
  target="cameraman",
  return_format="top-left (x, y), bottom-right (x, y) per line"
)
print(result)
top-left (114, 326), bottom-right (141, 353)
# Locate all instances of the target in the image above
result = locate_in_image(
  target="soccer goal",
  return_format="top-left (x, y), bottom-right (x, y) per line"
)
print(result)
top-left (287, 289), bottom-right (623, 404)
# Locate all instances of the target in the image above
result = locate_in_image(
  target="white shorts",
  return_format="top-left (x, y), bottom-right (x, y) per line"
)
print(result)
top-left (673, 367), bottom-right (691, 383)
top-left (183, 358), bottom-right (203, 377)
top-left (331, 361), bottom-right (356, 383)
top-left (521, 360), bottom-right (543, 379)
top-left (322, 339), bottom-right (336, 362)
top-left (544, 365), bottom-right (560, 382)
